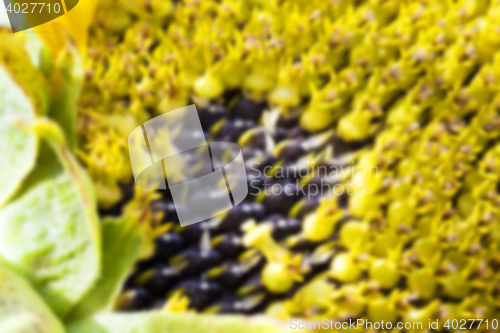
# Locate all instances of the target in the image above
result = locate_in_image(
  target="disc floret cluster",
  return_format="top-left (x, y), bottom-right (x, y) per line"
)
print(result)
top-left (79, 0), bottom-right (500, 327)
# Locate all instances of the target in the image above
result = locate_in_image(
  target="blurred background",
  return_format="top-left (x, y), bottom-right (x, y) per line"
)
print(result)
top-left (1, 0), bottom-right (500, 332)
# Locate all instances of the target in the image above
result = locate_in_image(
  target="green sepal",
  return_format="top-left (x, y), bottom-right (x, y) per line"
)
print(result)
top-left (68, 215), bottom-right (144, 321)
top-left (0, 35), bottom-right (50, 208)
top-left (0, 263), bottom-right (65, 333)
top-left (0, 137), bottom-right (101, 319)
top-left (68, 312), bottom-right (293, 333)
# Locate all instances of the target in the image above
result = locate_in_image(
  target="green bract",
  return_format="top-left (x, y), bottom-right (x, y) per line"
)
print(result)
top-left (0, 140), bottom-right (101, 318)
top-left (0, 264), bottom-right (65, 333)
top-left (0, 37), bottom-right (48, 208)
top-left (67, 215), bottom-right (144, 321)
top-left (68, 313), bottom-right (290, 333)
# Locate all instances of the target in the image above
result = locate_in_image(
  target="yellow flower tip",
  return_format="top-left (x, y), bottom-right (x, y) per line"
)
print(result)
top-left (262, 262), bottom-right (296, 294)
top-left (243, 72), bottom-right (274, 95)
top-left (29, 117), bottom-right (66, 147)
top-left (269, 85), bottom-right (300, 108)
top-left (242, 220), bottom-right (272, 247)
top-left (266, 301), bottom-right (289, 319)
top-left (194, 72), bottom-right (224, 99)
top-left (95, 181), bottom-right (123, 209)
top-left (299, 109), bottom-right (334, 133)
top-left (337, 111), bottom-right (372, 142)
top-left (330, 252), bottom-right (362, 283)
top-left (163, 291), bottom-right (192, 313)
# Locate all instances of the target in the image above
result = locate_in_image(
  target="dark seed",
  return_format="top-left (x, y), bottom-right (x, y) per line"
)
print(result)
top-left (217, 119), bottom-right (255, 142)
top-left (288, 126), bottom-right (309, 140)
top-left (175, 248), bottom-right (223, 276)
top-left (329, 134), bottom-right (372, 157)
top-left (236, 272), bottom-right (265, 296)
top-left (180, 280), bottom-right (224, 310)
top-left (117, 288), bottom-right (153, 312)
top-left (263, 183), bottom-right (303, 214)
top-left (247, 155), bottom-right (278, 173)
top-left (247, 173), bottom-right (268, 196)
top-left (151, 200), bottom-right (179, 223)
top-left (212, 294), bottom-right (266, 314)
top-left (276, 115), bottom-right (299, 129)
top-left (279, 140), bottom-right (305, 161)
top-left (273, 127), bottom-right (288, 142)
top-left (142, 265), bottom-right (183, 297)
top-left (233, 98), bottom-right (266, 122)
top-left (121, 182), bottom-right (135, 203)
top-left (242, 127), bottom-right (267, 150)
top-left (294, 197), bottom-right (321, 219)
top-left (242, 146), bottom-right (268, 161)
top-left (217, 202), bottom-right (266, 233)
top-left (197, 104), bottom-right (229, 130)
top-left (269, 215), bottom-right (301, 240)
top-left (213, 233), bottom-right (245, 259)
top-left (154, 233), bottom-right (184, 260)
top-left (179, 221), bottom-right (214, 244)
top-left (210, 296), bottom-right (240, 314)
top-left (209, 262), bottom-right (252, 290)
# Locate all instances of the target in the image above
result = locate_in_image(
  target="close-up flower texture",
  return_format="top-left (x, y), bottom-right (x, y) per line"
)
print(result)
top-left (1, 0), bottom-right (500, 332)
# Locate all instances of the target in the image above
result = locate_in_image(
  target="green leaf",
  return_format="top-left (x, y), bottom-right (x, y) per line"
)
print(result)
top-left (0, 138), bottom-right (101, 319)
top-left (21, 33), bottom-right (46, 70)
top-left (67, 312), bottom-right (292, 333)
top-left (47, 47), bottom-right (84, 152)
top-left (48, 76), bottom-right (81, 151)
top-left (0, 36), bottom-right (49, 208)
top-left (68, 215), bottom-right (143, 321)
top-left (0, 263), bottom-right (65, 333)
